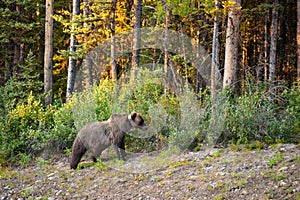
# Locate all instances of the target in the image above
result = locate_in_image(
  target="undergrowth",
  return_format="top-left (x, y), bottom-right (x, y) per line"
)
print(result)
top-left (0, 69), bottom-right (299, 165)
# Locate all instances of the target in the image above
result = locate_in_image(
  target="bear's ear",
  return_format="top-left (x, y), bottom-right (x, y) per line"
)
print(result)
top-left (130, 110), bottom-right (137, 120)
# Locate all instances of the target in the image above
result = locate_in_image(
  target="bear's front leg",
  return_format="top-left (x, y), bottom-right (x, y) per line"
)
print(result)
top-left (119, 135), bottom-right (126, 160)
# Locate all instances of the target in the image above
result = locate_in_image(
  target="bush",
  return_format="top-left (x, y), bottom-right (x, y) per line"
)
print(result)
top-left (223, 84), bottom-right (299, 144)
top-left (283, 84), bottom-right (300, 141)
top-left (48, 103), bottom-right (76, 153)
top-left (94, 79), bottom-right (116, 121)
top-left (1, 68), bottom-right (299, 165)
top-left (168, 89), bottom-right (202, 150)
top-left (0, 93), bottom-right (54, 162)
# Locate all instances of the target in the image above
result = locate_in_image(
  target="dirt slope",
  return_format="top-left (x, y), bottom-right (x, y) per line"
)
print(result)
top-left (1, 144), bottom-right (299, 200)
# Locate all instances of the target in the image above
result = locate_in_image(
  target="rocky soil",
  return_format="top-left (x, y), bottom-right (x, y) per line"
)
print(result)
top-left (1, 143), bottom-right (299, 200)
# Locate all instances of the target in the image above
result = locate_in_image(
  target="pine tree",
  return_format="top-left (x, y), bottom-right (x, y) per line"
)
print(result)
top-left (44, 0), bottom-right (54, 105)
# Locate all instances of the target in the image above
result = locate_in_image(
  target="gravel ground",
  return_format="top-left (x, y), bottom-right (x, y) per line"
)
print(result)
top-left (1, 143), bottom-right (299, 200)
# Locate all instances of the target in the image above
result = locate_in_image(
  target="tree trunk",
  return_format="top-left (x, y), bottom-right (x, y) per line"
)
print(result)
top-left (83, 0), bottom-right (93, 87)
top-left (297, 0), bottom-right (300, 90)
top-left (257, 13), bottom-right (268, 85)
top-left (44, 0), bottom-right (54, 105)
top-left (211, 0), bottom-right (220, 105)
top-left (269, 0), bottom-right (279, 93)
top-left (264, 10), bottom-right (269, 82)
top-left (131, 0), bottom-right (142, 81)
top-left (256, 12), bottom-right (268, 86)
top-left (223, 0), bottom-right (241, 93)
top-left (66, 0), bottom-right (80, 101)
top-left (111, 0), bottom-right (117, 82)
top-left (161, 0), bottom-right (171, 94)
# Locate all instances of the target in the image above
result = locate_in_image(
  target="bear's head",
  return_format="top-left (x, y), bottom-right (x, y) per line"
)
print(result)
top-left (128, 110), bottom-right (148, 131)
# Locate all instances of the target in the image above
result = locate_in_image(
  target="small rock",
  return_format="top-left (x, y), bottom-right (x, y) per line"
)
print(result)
top-left (47, 173), bottom-right (55, 177)
top-left (218, 172), bottom-right (226, 176)
top-left (279, 180), bottom-right (287, 186)
top-left (3, 186), bottom-right (10, 190)
top-left (279, 148), bottom-right (286, 152)
top-left (278, 166), bottom-right (288, 172)
top-left (1, 196), bottom-right (8, 200)
top-left (56, 190), bottom-right (62, 195)
top-left (283, 143), bottom-right (296, 150)
top-left (241, 190), bottom-right (248, 195)
top-left (189, 175), bottom-right (198, 180)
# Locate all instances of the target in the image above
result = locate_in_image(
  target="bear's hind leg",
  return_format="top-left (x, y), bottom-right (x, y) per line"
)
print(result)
top-left (70, 137), bottom-right (87, 169)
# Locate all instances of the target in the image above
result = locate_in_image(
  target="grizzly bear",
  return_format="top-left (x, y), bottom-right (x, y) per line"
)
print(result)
top-left (70, 110), bottom-right (148, 169)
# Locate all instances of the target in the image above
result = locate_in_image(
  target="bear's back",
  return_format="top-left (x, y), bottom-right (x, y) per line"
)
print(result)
top-left (78, 121), bottom-right (112, 153)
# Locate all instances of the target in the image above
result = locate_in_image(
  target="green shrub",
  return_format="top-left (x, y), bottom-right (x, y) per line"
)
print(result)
top-left (1, 67), bottom-right (299, 165)
top-left (48, 103), bottom-right (76, 152)
top-left (168, 89), bottom-right (202, 150)
top-left (223, 83), bottom-right (299, 144)
top-left (0, 93), bottom-right (53, 162)
top-left (94, 79), bottom-right (115, 121)
top-left (283, 84), bottom-right (300, 140)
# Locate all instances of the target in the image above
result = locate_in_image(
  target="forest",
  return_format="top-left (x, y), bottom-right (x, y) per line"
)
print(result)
top-left (0, 0), bottom-right (299, 166)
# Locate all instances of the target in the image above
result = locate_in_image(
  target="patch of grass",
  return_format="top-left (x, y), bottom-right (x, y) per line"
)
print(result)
top-left (229, 144), bottom-right (240, 152)
top-left (21, 186), bottom-right (33, 198)
top-left (135, 174), bottom-right (147, 181)
top-left (272, 172), bottom-right (287, 181)
top-left (188, 184), bottom-right (194, 190)
top-left (235, 178), bottom-right (248, 188)
top-left (207, 184), bottom-right (214, 191)
top-left (211, 150), bottom-right (220, 158)
top-left (214, 194), bottom-right (225, 200)
top-left (270, 144), bottom-right (277, 149)
top-left (235, 173), bottom-right (244, 178)
top-left (0, 165), bottom-right (19, 179)
top-left (262, 168), bottom-right (273, 177)
top-left (64, 147), bottom-right (71, 156)
top-left (158, 181), bottom-right (165, 186)
top-left (198, 168), bottom-right (204, 174)
top-left (18, 152), bottom-right (31, 167)
top-left (169, 159), bottom-right (189, 168)
top-left (295, 192), bottom-right (300, 200)
top-left (153, 176), bottom-right (161, 182)
top-left (165, 170), bottom-right (173, 177)
top-left (36, 157), bottom-right (49, 168)
top-left (8, 182), bottom-right (15, 189)
top-left (165, 191), bottom-right (171, 198)
top-left (246, 140), bottom-right (264, 151)
top-left (221, 159), bottom-right (228, 165)
top-left (114, 159), bottom-right (125, 166)
top-left (268, 152), bottom-right (284, 167)
top-left (222, 181), bottom-right (231, 191)
top-left (285, 188), bottom-right (292, 194)
top-left (78, 161), bottom-right (95, 169)
top-left (292, 155), bottom-right (300, 164)
top-left (203, 157), bottom-right (213, 166)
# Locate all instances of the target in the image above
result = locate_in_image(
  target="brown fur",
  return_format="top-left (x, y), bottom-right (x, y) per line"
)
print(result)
top-left (70, 111), bottom-right (147, 169)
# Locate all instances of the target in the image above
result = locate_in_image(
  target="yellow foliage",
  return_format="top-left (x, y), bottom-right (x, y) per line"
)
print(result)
top-left (222, 0), bottom-right (241, 15)
top-left (8, 92), bottom-right (46, 127)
